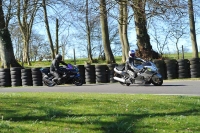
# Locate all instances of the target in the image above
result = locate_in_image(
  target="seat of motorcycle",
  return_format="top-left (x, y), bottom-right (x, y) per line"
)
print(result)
top-left (116, 65), bottom-right (125, 71)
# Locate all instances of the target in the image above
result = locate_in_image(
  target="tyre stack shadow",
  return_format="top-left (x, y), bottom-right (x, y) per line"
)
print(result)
top-left (164, 59), bottom-right (178, 79)
top-left (0, 68), bottom-right (11, 87)
top-left (153, 59), bottom-right (167, 80)
top-left (31, 68), bottom-right (43, 86)
top-left (177, 59), bottom-right (191, 78)
top-left (76, 65), bottom-right (85, 84)
top-left (95, 65), bottom-right (107, 83)
top-left (84, 65), bottom-right (95, 84)
top-left (21, 68), bottom-right (33, 86)
top-left (10, 67), bottom-right (22, 87)
top-left (189, 58), bottom-right (200, 78)
top-left (107, 64), bottom-right (117, 83)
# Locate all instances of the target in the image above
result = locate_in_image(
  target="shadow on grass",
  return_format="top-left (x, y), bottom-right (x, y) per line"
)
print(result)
top-left (1, 96), bottom-right (200, 133)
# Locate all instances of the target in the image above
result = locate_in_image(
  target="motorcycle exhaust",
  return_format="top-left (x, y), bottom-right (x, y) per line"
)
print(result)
top-left (113, 77), bottom-right (125, 83)
top-left (43, 76), bottom-right (50, 82)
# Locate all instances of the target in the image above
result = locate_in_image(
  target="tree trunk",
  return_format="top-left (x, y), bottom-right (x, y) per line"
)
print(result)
top-left (99, 0), bottom-right (115, 64)
top-left (188, 0), bottom-right (199, 58)
top-left (42, 0), bottom-right (55, 59)
top-left (131, 0), bottom-right (155, 59)
top-left (22, 40), bottom-right (31, 65)
top-left (122, 0), bottom-right (130, 61)
top-left (119, 0), bottom-right (130, 63)
top-left (119, 1), bottom-right (126, 63)
top-left (132, 0), bottom-right (152, 50)
top-left (86, 0), bottom-right (93, 63)
top-left (0, 0), bottom-right (21, 68)
top-left (0, 29), bottom-right (22, 68)
top-left (55, 18), bottom-right (59, 55)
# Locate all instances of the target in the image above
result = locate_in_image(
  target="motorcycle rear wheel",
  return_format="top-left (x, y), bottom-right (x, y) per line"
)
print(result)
top-left (115, 73), bottom-right (130, 86)
top-left (43, 77), bottom-right (56, 87)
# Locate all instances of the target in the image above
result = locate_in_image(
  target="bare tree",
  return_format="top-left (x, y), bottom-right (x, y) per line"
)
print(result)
top-left (9, 25), bottom-right (23, 61)
top-left (150, 24), bottom-right (170, 57)
top-left (42, 0), bottom-right (55, 59)
top-left (66, 0), bottom-right (100, 62)
top-left (17, 0), bottom-right (39, 66)
top-left (86, 0), bottom-right (93, 63)
top-left (170, 22), bottom-right (187, 59)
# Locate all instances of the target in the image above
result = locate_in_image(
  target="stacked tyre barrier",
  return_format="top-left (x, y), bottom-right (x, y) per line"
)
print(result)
top-left (107, 64), bottom-right (117, 83)
top-left (1, 58), bottom-right (200, 88)
top-left (95, 65), bottom-right (107, 83)
top-left (153, 59), bottom-right (167, 79)
top-left (164, 59), bottom-right (178, 79)
top-left (21, 68), bottom-right (33, 86)
top-left (85, 65), bottom-right (95, 84)
top-left (177, 59), bottom-right (191, 78)
top-left (31, 67), bottom-right (43, 86)
top-left (189, 58), bottom-right (200, 78)
top-left (76, 65), bottom-right (85, 84)
top-left (10, 67), bottom-right (22, 87)
top-left (0, 68), bottom-right (11, 87)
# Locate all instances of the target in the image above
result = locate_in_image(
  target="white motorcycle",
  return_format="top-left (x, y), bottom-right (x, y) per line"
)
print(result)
top-left (113, 61), bottom-right (163, 86)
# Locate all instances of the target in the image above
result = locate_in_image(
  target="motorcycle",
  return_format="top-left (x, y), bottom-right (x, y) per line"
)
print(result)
top-left (40, 64), bottom-right (83, 87)
top-left (113, 61), bottom-right (163, 86)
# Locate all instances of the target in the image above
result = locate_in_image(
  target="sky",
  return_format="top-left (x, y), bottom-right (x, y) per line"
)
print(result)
top-left (26, 0), bottom-right (200, 60)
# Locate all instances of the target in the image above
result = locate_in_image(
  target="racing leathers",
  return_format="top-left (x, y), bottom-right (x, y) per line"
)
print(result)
top-left (50, 59), bottom-right (68, 81)
top-left (125, 57), bottom-right (146, 78)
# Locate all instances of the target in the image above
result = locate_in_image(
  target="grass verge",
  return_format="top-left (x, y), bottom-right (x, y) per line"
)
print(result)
top-left (0, 92), bottom-right (200, 133)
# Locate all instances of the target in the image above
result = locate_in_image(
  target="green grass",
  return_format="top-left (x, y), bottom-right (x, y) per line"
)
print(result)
top-left (21, 57), bottom-right (123, 68)
top-left (9, 52), bottom-right (200, 68)
top-left (163, 52), bottom-right (200, 60)
top-left (0, 92), bottom-right (200, 133)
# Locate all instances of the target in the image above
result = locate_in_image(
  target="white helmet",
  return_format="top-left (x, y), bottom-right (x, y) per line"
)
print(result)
top-left (129, 50), bottom-right (135, 58)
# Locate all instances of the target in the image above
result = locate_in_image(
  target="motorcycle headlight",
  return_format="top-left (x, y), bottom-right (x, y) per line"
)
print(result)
top-left (146, 67), bottom-right (157, 72)
top-left (75, 67), bottom-right (79, 72)
top-left (147, 68), bottom-right (152, 71)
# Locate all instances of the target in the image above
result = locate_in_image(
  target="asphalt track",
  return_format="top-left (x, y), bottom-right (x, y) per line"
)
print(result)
top-left (0, 80), bottom-right (200, 96)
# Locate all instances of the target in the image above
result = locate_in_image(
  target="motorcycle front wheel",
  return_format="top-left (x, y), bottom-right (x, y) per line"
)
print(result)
top-left (151, 75), bottom-right (163, 86)
top-left (73, 77), bottom-right (83, 86)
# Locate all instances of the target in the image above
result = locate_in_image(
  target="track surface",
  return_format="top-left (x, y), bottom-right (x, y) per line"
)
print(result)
top-left (0, 80), bottom-right (200, 96)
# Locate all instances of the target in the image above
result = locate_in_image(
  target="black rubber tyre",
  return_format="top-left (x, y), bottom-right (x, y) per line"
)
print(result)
top-left (73, 77), bottom-right (83, 86)
top-left (151, 75), bottom-right (163, 86)
top-left (114, 73), bottom-right (130, 86)
top-left (0, 68), bottom-right (10, 72)
top-left (43, 81), bottom-right (55, 87)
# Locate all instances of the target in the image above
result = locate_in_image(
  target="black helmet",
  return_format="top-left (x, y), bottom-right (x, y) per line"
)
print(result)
top-left (55, 54), bottom-right (62, 61)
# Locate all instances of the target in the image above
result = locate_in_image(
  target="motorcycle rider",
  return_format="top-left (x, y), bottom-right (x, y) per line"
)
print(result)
top-left (50, 54), bottom-right (68, 82)
top-left (125, 50), bottom-right (146, 79)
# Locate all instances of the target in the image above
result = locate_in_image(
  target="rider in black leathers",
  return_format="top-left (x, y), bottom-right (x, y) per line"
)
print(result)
top-left (50, 54), bottom-right (68, 82)
top-left (125, 50), bottom-right (146, 78)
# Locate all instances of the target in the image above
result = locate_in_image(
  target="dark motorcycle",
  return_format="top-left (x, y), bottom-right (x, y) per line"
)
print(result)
top-left (40, 64), bottom-right (83, 87)
top-left (113, 61), bottom-right (163, 86)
